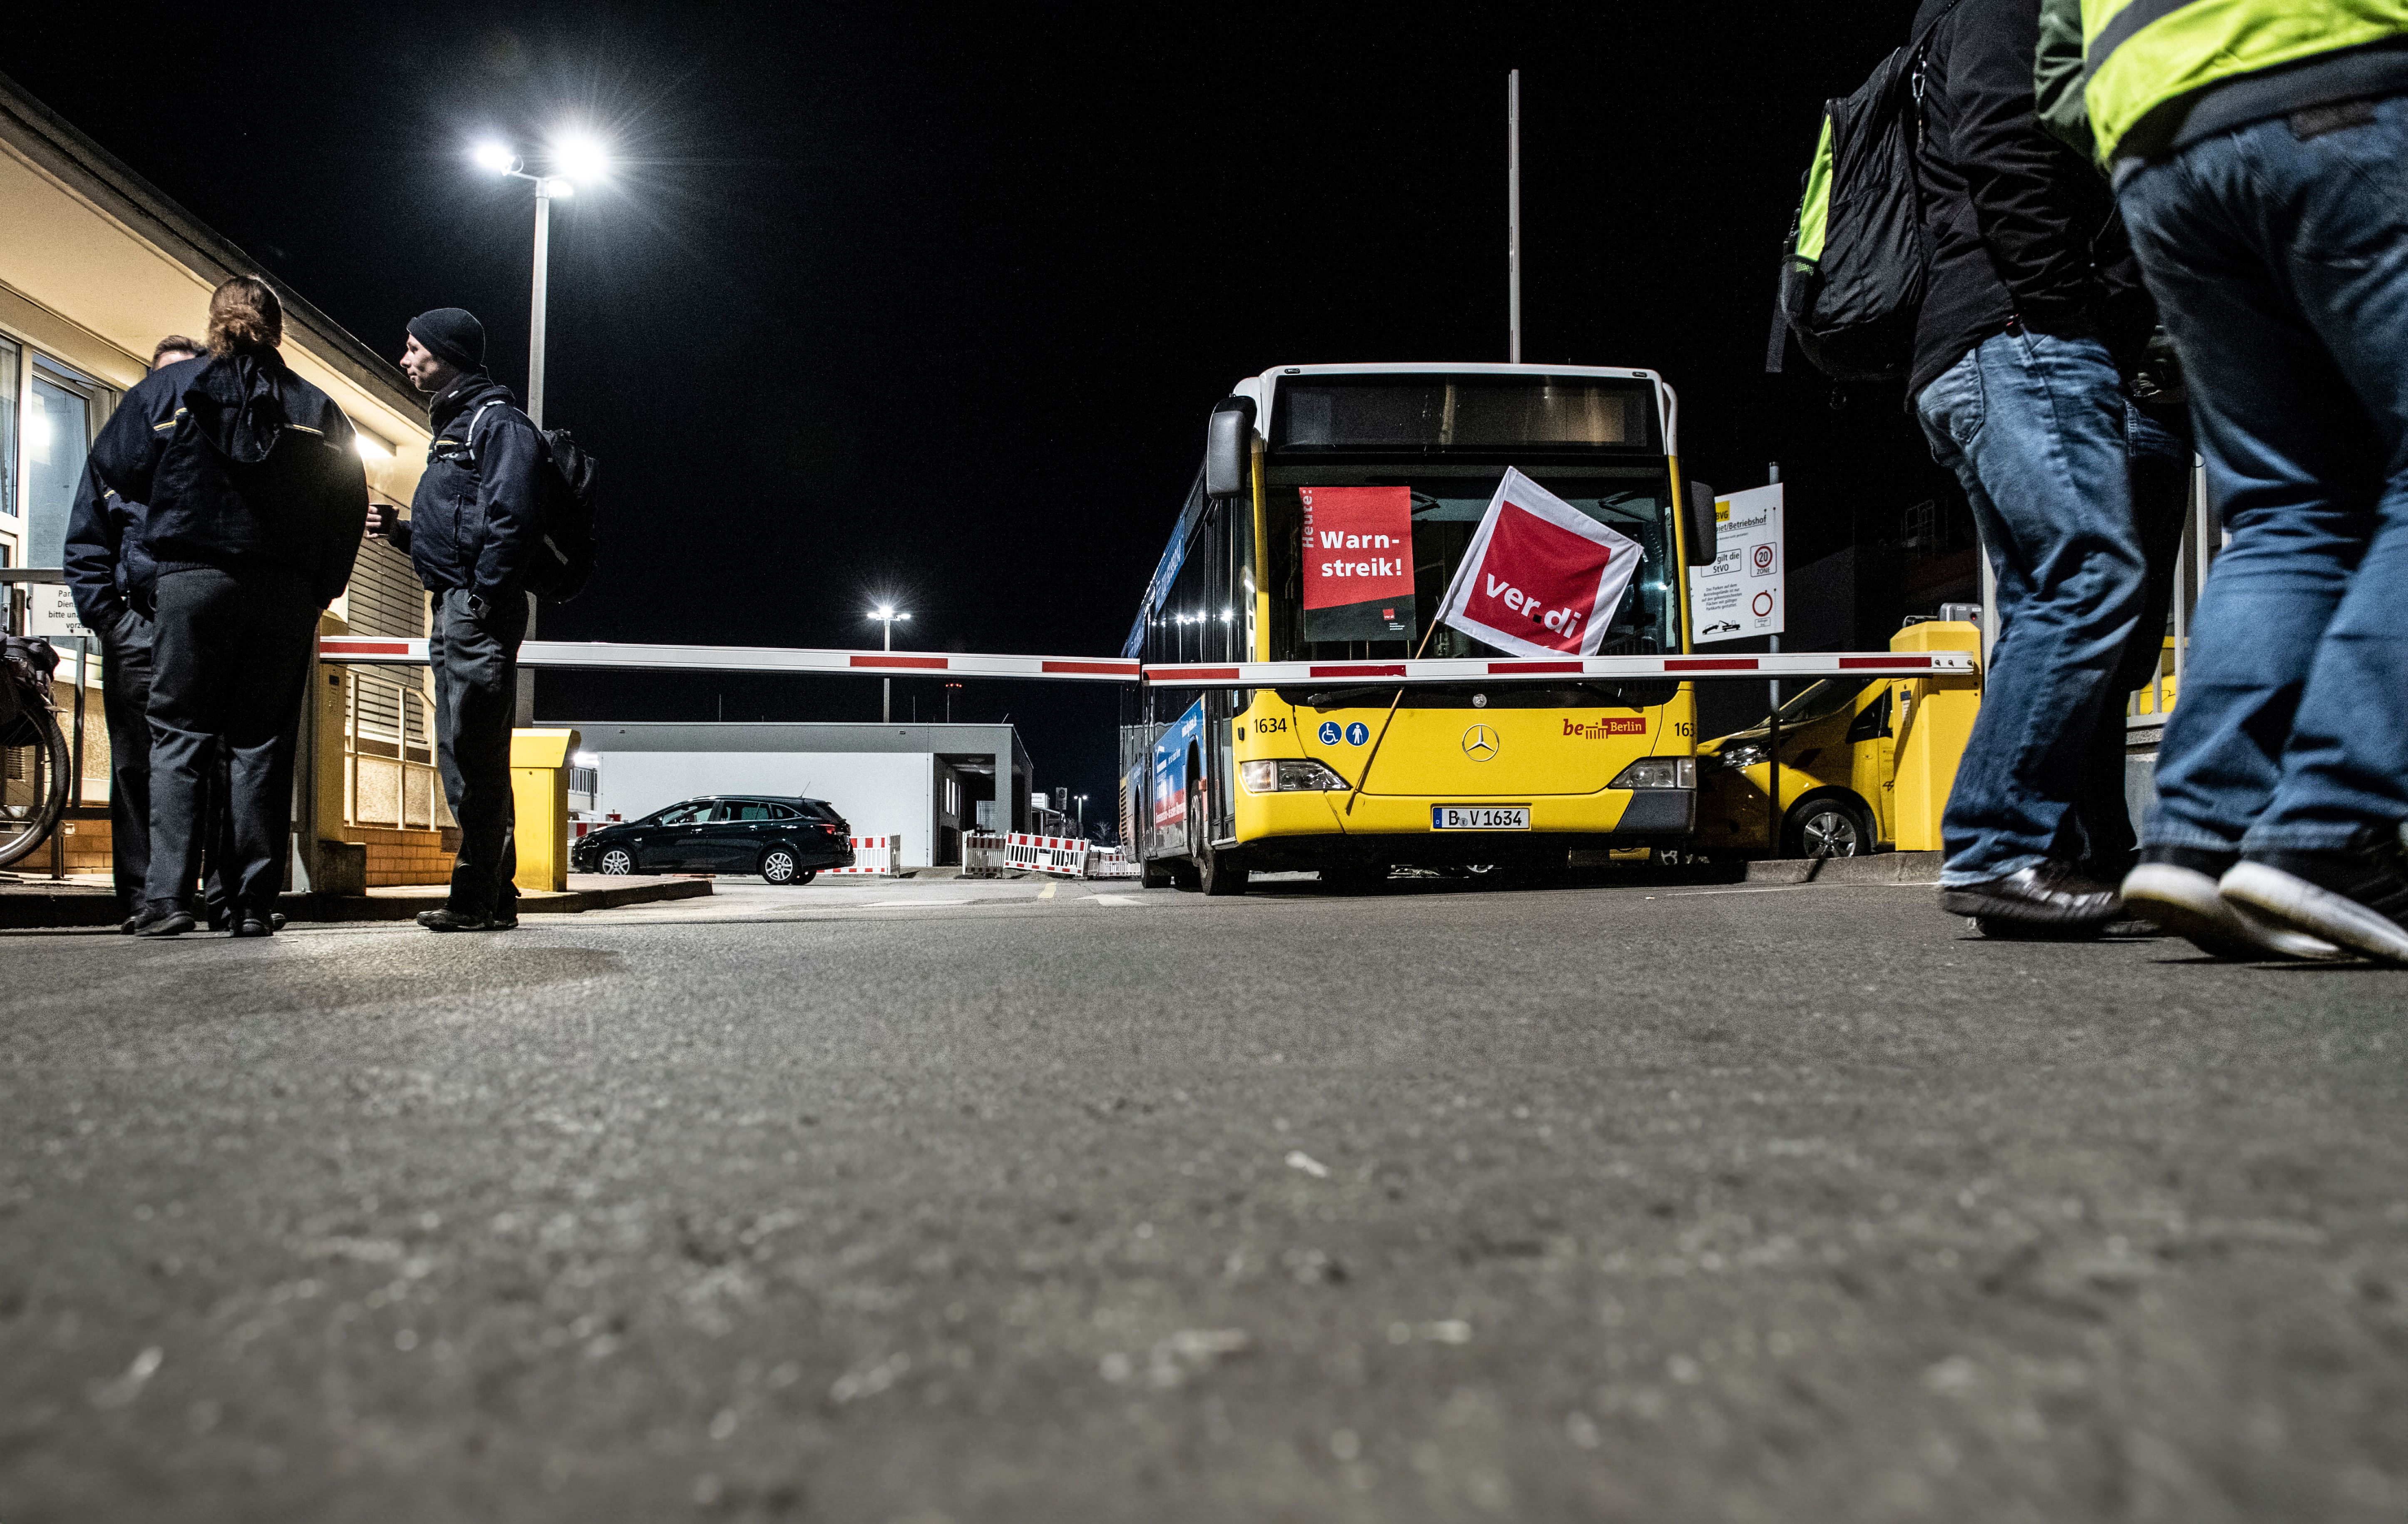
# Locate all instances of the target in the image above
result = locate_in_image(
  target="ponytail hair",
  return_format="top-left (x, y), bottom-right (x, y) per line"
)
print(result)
top-left (206, 275), bottom-right (283, 357)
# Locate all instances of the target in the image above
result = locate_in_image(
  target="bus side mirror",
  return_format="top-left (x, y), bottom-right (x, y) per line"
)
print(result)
top-left (1685, 480), bottom-right (1719, 565)
top-left (1205, 396), bottom-right (1256, 500)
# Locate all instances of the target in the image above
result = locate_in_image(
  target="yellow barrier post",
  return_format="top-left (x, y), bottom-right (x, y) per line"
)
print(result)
top-left (1888, 621), bottom-right (1983, 852)
top-left (510, 728), bottom-right (581, 893)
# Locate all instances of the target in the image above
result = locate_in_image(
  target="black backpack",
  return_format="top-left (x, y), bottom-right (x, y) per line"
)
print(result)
top-left (458, 400), bottom-right (601, 602)
top-left (1768, 0), bottom-right (1963, 381)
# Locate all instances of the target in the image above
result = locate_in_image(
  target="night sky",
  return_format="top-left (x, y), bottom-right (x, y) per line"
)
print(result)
top-left (12, 3), bottom-right (1947, 820)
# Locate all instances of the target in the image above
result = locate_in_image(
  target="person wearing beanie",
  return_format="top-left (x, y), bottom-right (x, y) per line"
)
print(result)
top-left (73, 275), bottom-right (367, 937)
top-left (370, 308), bottom-right (546, 931)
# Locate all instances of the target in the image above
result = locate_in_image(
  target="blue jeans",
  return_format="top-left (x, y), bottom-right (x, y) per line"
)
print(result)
top-left (2118, 94), bottom-right (2408, 853)
top-left (1916, 331), bottom-right (2157, 886)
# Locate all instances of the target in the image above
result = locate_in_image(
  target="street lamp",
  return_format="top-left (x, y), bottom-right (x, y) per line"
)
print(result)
top-left (1072, 793), bottom-right (1088, 840)
top-left (470, 134), bottom-right (608, 428)
top-left (869, 604), bottom-right (911, 723)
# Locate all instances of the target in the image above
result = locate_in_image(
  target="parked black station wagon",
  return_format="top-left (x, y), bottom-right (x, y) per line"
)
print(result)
top-left (572, 796), bottom-right (854, 883)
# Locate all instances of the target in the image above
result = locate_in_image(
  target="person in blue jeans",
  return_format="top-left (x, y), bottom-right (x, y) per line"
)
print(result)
top-left (2111, 87), bottom-right (2408, 965)
top-left (1905, 0), bottom-right (2181, 935)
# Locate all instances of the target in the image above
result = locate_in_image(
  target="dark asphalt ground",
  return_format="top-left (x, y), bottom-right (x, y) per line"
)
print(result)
top-left (3, 872), bottom-right (2403, 1522)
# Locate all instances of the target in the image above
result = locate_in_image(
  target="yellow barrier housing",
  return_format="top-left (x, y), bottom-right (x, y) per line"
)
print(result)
top-left (510, 728), bottom-right (582, 893)
top-left (1888, 621), bottom-right (1983, 851)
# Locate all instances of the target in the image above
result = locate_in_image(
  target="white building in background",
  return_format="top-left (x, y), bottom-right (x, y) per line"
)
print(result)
top-left (562, 721), bottom-right (1036, 869)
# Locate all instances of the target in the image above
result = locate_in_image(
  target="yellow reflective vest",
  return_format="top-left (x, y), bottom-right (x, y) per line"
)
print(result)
top-left (2083, 0), bottom-right (2408, 163)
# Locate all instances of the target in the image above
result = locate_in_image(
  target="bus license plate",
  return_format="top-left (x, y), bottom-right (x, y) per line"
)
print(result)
top-left (1432, 806), bottom-right (1530, 830)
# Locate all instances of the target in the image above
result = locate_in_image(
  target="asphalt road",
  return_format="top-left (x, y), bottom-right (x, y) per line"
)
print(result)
top-left (3, 871), bottom-right (2403, 1522)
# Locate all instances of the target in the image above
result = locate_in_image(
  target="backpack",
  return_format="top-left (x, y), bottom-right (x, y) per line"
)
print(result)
top-left (454, 400), bottom-right (601, 603)
top-left (1767, 0), bottom-right (1963, 381)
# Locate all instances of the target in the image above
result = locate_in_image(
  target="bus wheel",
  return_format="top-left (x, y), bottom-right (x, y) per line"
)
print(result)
top-left (1198, 842), bottom-right (1249, 897)
top-left (1787, 796), bottom-right (1871, 859)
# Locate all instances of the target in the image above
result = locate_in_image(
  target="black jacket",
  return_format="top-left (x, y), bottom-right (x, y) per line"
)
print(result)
top-left (70, 352), bottom-right (367, 616)
top-left (1907, 0), bottom-right (2155, 398)
top-left (388, 373), bottom-right (544, 603)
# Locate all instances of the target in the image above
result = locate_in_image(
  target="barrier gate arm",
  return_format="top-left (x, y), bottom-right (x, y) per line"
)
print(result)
top-left (316, 637), bottom-right (1974, 684)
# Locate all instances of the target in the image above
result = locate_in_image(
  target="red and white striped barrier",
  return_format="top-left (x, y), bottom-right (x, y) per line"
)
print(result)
top-left (315, 636), bottom-right (1140, 683)
top-left (1003, 833), bottom-right (1089, 877)
top-left (826, 835), bottom-right (900, 875)
top-left (316, 637), bottom-right (1972, 686)
top-left (1141, 651), bottom-right (1976, 686)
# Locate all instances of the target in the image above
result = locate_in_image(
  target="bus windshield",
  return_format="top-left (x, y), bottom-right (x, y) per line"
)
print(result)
top-left (1261, 468), bottom-right (1681, 662)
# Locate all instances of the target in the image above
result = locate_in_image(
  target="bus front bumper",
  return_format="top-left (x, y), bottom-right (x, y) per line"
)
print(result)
top-left (1229, 786), bottom-right (1693, 868)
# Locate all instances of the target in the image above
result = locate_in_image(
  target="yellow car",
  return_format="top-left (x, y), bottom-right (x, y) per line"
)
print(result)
top-left (1693, 619), bottom-right (1982, 859)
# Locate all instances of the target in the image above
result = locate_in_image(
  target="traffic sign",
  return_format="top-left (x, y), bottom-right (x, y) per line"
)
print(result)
top-left (1687, 482), bottom-right (1784, 644)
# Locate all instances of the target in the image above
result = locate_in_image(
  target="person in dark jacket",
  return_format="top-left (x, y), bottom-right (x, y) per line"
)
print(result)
top-left (78, 276), bottom-right (367, 937)
top-left (367, 307), bottom-right (542, 931)
top-left (1907, 0), bottom-right (2186, 937)
top-left (63, 333), bottom-right (203, 926)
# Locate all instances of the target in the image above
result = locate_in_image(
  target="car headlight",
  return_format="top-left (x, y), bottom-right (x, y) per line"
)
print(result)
top-left (1610, 757), bottom-right (1697, 790)
top-left (1714, 743), bottom-right (1769, 772)
top-left (1241, 758), bottom-right (1350, 793)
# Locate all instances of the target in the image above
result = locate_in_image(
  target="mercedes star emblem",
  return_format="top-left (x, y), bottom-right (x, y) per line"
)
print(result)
top-left (1462, 723), bottom-right (1499, 760)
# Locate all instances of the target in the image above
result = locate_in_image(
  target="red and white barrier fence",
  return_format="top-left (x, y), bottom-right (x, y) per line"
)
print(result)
top-left (1004, 833), bottom-right (1089, 877)
top-left (318, 637), bottom-right (1973, 686)
top-left (826, 835), bottom-right (900, 875)
top-left (1084, 845), bottom-right (1138, 879)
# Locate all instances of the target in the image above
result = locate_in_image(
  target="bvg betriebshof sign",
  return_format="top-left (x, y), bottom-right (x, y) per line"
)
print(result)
top-left (1686, 482), bottom-right (1783, 644)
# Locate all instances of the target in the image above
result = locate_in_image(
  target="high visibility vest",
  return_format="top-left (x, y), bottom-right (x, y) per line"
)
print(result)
top-left (2082, 0), bottom-right (2408, 162)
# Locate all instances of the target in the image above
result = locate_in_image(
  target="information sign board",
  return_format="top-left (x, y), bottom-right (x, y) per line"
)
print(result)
top-left (1686, 482), bottom-right (1784, 644)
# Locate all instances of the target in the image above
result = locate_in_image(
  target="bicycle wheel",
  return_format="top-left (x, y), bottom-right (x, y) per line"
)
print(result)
top-left (0, 704), bottom-right (72, 869)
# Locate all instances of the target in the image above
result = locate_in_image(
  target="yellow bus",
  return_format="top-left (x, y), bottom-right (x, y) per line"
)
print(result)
top-left (1122, 363), bottom-right (1720, 893)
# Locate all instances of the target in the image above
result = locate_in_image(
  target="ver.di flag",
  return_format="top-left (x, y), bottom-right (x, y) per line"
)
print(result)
top-left (1434, 467), bottom-right (1641, 657)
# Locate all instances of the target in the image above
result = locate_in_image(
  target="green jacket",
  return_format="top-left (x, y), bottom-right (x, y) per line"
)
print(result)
top-left (2078, 0), bottom-right (2408, 164)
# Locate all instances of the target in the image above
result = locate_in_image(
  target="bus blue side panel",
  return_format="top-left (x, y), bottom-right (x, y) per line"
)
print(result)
top-left (1148, 697), bottom-right (1208, 857)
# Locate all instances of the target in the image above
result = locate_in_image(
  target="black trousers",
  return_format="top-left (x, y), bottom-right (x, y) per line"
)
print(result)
top-left (98, 609), bottom-right (154, 911)
top-left (143, 568), bottom-right (315, 915)
top-left (430, 588), bottom-right (526, 915)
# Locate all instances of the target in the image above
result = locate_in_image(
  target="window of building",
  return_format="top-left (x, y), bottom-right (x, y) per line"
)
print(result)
top-left (0, 340), bottom-right (113, 569)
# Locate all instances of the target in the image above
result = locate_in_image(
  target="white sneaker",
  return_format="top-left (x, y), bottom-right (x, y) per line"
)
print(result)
top-left (2121, 855), bottom-right (2344, 961)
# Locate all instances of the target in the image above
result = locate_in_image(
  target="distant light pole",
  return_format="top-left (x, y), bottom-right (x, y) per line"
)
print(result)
top-left (869, 604), bottom-right (911, 723)
top-left (471, 133), bottom-right (608, 428)
top-left (1072, 793), bottom-right (1088, 840)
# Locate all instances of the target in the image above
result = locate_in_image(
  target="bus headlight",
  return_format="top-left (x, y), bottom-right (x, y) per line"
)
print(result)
top-left (1241, 758), bottom-right (1350, 793)
top-left (1610, 757), bottom-right (1697, 790)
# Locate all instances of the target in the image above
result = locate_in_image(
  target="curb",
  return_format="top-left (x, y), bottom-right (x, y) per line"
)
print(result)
top-left (1743, 851), bottom-right (1943, 887)
top-left (0, 876), bottom-right (711, 931)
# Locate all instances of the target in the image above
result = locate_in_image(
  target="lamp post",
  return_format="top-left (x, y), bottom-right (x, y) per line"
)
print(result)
top-left (472, 134), bottom-right (607, 428)
top-left (1072, 793), bottom-right (1088, 840)
top-left (869, 605), bottom-right (911, 723)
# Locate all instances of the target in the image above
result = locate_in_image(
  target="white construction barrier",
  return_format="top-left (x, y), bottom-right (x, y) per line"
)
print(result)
top-left (826, 835), bottom-right (900, 875)
top-left (1003, 833), bottom-right (1089, 877)
top-left (962, 832), bottom-right (1007, 878)
top-left (1085, 845), bottom-right (1138, 879)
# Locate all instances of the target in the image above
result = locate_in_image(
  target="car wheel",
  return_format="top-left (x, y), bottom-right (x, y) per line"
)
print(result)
top-left (598, 847), bottom-right (635, 875)
top-left (1786, 796), bottom-right (1870, 859)
top-left (760, 847), bottom-right (800, 884)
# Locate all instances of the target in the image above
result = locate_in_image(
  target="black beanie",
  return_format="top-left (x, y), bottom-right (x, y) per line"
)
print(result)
top-left (407, 308), bottom-right (485, 373)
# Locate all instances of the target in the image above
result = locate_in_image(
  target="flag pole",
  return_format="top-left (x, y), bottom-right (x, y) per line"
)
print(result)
top-left (1343, 619), bottom-right (1442, 816)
